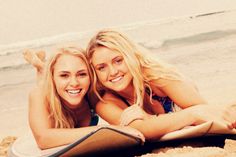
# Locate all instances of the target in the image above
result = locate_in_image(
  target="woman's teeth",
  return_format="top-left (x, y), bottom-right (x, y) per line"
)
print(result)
top-left (67, 89), bottom-right (82, 94)
top-left (110, 76), bottom-right (123, 83)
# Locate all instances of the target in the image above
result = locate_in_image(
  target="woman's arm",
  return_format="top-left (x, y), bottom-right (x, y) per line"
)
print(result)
top-left (96, 92), bottom-right (236, 140)
top-left (28, 87), bottom-right (98, 149)
top-left (151, 78), bottom-right (207, 109)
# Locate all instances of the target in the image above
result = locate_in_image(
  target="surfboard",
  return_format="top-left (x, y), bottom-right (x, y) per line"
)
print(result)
top-left (8, 126), bottom-right (143, 157)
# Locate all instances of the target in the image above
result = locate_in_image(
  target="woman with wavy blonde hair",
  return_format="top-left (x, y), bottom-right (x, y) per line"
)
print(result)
top-left (86, 29), bottom-right (193, 108)
top-left (23, 47), bottom-right (102, 149)
top-left (86, 29), bottom-right (236, 140)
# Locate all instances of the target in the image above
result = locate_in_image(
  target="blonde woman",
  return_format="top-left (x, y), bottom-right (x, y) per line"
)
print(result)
top-left (23, 47), bottom-right (144, 149)
top-left (86, 29), bottom-right (236, 140)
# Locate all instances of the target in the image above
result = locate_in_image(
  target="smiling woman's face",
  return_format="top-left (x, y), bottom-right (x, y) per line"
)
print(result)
top-left (53, 54), bottom-right (90, 109)
top-left (91, 47), bottom-right (133, 92)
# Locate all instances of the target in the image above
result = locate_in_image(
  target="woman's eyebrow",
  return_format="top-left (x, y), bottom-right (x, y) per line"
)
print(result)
top-left (58, 71), bottom-right (70, 73)
top-left (58, 69), bottom-right (87, 73)
top-left (112, 56), bottom-right (122, 61)
top-left (94, 63), bottom-right (105, 68)
top-left (77, 69), bottom-right (87, 73)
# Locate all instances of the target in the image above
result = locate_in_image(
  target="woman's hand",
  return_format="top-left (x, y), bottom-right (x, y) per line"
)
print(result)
top-left (221, 103), bottom-right (236, 129)
top-left (189, 104), bottom-right (236, 129)
top-left (120, 105), bottom-right (152, 126)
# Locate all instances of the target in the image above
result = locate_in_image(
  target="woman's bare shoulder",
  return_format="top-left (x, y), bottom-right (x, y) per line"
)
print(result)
top-left (102, 92), bottom-right (119, 100)
top-left (96, 91), bottom-right (127, 109)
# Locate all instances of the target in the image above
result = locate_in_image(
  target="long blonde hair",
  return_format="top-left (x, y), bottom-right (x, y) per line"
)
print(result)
top-left (43, 46), bottom-right (94, 128)
top-left (86, 29), bottom-right (182, 107)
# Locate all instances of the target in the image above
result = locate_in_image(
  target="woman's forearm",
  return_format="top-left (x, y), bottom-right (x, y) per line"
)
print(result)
top-left (128, 108), bottom-right (196, 140)
top-left (34, 126), bottom-right (98, 149)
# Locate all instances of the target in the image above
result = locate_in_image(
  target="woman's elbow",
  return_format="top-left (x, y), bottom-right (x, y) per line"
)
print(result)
top-left (141, 129), bottom-right (162, 140)
top-left (33, 130), bottom-right (52, 150)
top-left (33, 133), bottom-right (51, 150)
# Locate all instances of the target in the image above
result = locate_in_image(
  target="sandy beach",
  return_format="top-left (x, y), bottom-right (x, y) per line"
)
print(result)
top-left (1, 1), bottom-right (236, 156)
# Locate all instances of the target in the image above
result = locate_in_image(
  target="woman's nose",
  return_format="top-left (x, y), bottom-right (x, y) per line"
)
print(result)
top-left (70, 76), bottom-right (79, 86)
top-left (109, 65), bottom-right (119, 76)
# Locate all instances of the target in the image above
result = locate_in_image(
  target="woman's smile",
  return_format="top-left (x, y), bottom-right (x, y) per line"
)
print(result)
top-left (66, 88), bottom-right (82, 96)
top-left (109, 75), bottom-right (124, 83)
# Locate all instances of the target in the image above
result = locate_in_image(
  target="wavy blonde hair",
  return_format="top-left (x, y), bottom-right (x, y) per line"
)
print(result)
top-left (43, 46), bottom-right (94, 128)
top-left (86, 29), bottom-right (182, 107)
